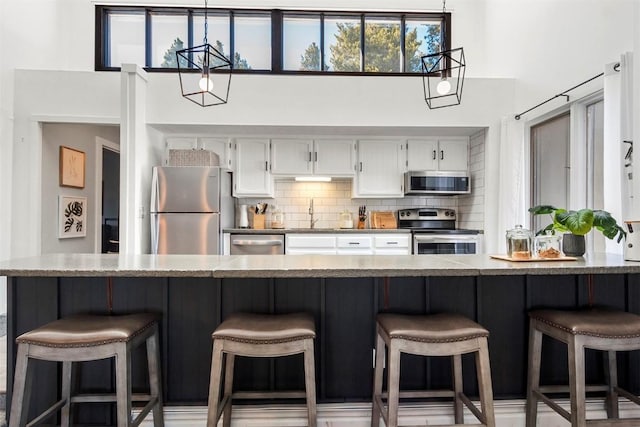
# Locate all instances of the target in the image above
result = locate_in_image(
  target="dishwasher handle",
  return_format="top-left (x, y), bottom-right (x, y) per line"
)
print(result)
top-left (232, 239), bottom-right (283, 246)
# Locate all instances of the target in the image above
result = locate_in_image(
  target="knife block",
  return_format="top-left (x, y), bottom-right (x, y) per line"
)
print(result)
top-left (253, 213), bottom-right (266, 230)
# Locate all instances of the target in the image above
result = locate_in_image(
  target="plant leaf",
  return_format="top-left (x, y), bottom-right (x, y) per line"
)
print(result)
top-left (557, 209), bottom-right (593, 235)
top-left (528, 205), bottom-right (557, 215)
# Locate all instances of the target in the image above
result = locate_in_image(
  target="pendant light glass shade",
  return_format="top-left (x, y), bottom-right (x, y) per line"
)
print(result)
top-left (176, 43), bottom-right (232, 107)
top-left (421, 47), bottom-right (466, 109)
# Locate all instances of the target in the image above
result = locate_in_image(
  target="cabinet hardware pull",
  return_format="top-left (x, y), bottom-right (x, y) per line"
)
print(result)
top-left (387, 241), bottom-right (398, 245)
top-left (359, 162), bottom-right (363, 172)
top-left (440, 150), bottom-right (444, 160)
top-left (432, 150), bottom-right (436, 160)
top-left (308, 152), bottom-right (312, 162)
top-left (349, 242), bottom-right (360, 245)
top-left (265, 161), bottom-right (268, 171)
top-left (314, 152), bottom-right (318, 162)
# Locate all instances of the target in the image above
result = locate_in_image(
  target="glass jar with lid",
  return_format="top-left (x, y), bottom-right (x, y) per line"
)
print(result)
top-left (534, 231), bottom-right (562, 258)
top-left (506, 225), bottom-right (533, 259)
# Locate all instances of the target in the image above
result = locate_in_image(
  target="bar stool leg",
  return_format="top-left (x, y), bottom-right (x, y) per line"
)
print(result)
top-left (452, 354), bottom-right (464, 424)
top-left (222, 353), bottom-right (235, 427)
top-left (206, 340), bottom-right (224, 427)
top-left (60, 361), bottom-right (73, 427)
top-left (115, 346), bottom-right (133, 427)
top-left (371, 332), bottom-right (385, 427)
top-left (9, 344), bottom-right (32, 427)
top-left (605, 350), bottom-right (619, 418)
top-left (476, 339), bottom-right (496, 427)
top-left (146, 330), bottom-right (165, 427)
top-left (525, 322), bottom-right (542, 427)
top-left (568, 336), bottom-right (587, 427)
top-left (386, 342), bottom-right (401, 427)
top-left (303, 339), bottom-right (317, 427)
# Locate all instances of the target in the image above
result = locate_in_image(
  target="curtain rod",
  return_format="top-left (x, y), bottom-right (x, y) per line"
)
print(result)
top-left (514, 63), bottom-right (620, 120)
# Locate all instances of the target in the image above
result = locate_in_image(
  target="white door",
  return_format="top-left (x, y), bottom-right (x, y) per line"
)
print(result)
top-left (355, 140), bottom-right (404, 197)
top-left (438, 138), bottom-right (469, 171)
top-left (233, 138), bottom-right (273, 197)
top-left (407, 139), bottom-right (438, 171)
top-left (314, 139), bottom-right (356, 176)
top-left (270, 138), bottom-right (313, 175)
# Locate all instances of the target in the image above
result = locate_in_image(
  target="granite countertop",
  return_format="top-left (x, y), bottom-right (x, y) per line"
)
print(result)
top-left (1, 253), bottom-right (639, 278)
top-left (223, 228), bottom-right (412, 234)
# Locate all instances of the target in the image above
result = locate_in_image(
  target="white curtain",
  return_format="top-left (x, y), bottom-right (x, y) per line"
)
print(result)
top-left (603, 53), bottom-right (633, 255)
top-left (496, 116), bottom-right (526, 253)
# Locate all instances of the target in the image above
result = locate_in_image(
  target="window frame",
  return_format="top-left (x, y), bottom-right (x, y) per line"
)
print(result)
top-left (95, 5), bottom-right (450, 76)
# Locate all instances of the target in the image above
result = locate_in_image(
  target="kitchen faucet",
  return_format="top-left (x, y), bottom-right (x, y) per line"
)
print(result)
top-left (309, 198), bottom-right (319, 229)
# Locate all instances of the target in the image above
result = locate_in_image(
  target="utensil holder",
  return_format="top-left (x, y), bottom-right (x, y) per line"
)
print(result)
top-left (357, 218), bottom-right (366, 229)
top-left (253, 213), bottom-right (266, 230)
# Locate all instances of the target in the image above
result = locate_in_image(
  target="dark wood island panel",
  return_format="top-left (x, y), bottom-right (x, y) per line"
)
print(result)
top-left (6, 271), bottom-right (640, 425)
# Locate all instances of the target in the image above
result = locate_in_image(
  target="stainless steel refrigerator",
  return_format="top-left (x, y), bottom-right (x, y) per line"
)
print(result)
top-left (150, 166), bottom-right (233, 254)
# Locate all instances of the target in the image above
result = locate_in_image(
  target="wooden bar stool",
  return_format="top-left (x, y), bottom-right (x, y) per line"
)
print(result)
top-left (9, 313), bottom-right (164, 427)
top-left (526, 308), bottom-right (640, 427)
top-left (207, 312), bottom-right (317, 427)
top-left (371, 313), bottom-right (496, 427)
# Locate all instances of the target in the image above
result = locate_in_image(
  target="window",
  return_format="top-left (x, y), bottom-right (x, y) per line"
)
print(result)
top-left (106, 11), bottom-right (145, 68)
top-left (96, 6), bottom-right (449, 75)
top-left (283, 15), bottom-right (321, 71)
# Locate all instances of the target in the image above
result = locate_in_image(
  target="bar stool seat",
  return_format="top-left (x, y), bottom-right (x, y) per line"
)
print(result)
top-left (526, 307), bottom-right (640, 427)
top-left (9, 314), bottom-right (164, 427)
top-left (372, 313), bottom-right (496, 427)
top-left (207, 312), bottom-right (317, 427)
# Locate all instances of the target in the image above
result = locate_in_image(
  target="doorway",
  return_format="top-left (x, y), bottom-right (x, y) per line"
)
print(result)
top-left (102, 147), bottom-right (120, 253)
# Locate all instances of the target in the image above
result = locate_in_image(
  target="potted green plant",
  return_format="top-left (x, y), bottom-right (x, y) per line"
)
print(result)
top-left (528, 205), bottom-right (626, 256)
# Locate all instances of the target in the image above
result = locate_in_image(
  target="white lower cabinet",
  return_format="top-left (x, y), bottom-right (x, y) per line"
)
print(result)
top-left (337, 235), bottom-right (374, 255)
top-left (285, 233), bottom-right (410, 255)
top-left (374, 234), bottom-right (411, 255)
top-left (286, 234), bottom-right (337, 254)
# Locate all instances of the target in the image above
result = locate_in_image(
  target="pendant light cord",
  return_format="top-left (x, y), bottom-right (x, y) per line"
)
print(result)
top-left (203, 0), bottom-right (208, 45)
top-left (441, 0), bottom-right (447, 52)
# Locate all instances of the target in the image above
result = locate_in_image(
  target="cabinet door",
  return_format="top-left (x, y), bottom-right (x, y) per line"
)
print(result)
top-left (438, 138), bottom-right (469, 171)
top-left (199, 137), bottom-right (233, 169)
top-left (286, 234), bottom-right (337, 254)
top-left (374, 234), bottom-right (411, 255)
top-left (354, 140), bottom-right (404, 197)
top-left (233, 138), bottom-right (273, 197)
top-left (406, 139), bottom-right (438, 171)
top-left (271, 139), bottom-right (313, 175)
top-left (314, 139), bottom-right (356, 176)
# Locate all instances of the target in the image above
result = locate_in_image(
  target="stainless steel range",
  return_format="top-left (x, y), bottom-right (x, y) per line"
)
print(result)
top-left (397, 208), bottom-right (482, 255)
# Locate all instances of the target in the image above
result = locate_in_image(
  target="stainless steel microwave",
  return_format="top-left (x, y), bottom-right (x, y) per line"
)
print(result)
top-left (404, 171), bottom-right (471, 195)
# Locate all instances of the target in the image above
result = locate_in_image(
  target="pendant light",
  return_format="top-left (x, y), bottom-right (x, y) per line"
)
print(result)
top-left (176, 0), bottom-right (232, 107)
top-left (421, 0), bottom-right (466, 109)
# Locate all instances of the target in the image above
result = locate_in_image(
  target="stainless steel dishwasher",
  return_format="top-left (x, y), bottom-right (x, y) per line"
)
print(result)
top-left (229, 234), bottom-right (285, 255)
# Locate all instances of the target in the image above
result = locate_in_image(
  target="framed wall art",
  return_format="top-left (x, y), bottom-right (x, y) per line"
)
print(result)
top-left (59, 145), bottom-right (85, 188)
top-left (59, 196), bottom-right (87, 238)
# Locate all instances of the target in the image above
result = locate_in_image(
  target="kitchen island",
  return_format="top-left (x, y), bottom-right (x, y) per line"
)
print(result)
top-left (1, 253), bottom-right (640, 425)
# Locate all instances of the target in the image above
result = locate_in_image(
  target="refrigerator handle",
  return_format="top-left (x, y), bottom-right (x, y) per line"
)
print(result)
top-left (151, 214), bottom-right (159, 254)
top-left (150, 168), bottom-right (159, 213)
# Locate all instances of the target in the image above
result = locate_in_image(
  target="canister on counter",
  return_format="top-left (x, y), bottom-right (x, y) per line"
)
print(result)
top-left (506, 225), bottom-right (533, 259)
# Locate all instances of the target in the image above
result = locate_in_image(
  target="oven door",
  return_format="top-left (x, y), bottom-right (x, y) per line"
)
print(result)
top-left (413, 234), bottom-right (480, 255)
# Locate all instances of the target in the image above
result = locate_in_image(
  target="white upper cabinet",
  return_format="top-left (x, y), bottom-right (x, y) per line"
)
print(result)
top-left (314, 139), bottom-right (356, 176)
top-left (164, 137), bottom-right (232, 169)
top-left (354, 139), bottom-right (405, 198)
top-left (233, 138), bottom-right (273, 198)
top-left (406, 137), bottom-right (469, 172)
top-left (270, 138), bottom-right (355, 177)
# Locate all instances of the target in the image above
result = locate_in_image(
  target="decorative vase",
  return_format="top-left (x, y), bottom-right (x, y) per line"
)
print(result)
top-left (562, 234), bottom-right (585, 257)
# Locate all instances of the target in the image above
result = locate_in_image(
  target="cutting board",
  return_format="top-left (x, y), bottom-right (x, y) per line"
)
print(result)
top-left (371, 211), bottom-right (397, 229)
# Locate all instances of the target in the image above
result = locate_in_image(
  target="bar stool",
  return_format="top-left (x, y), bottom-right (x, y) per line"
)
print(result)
top-left (9, 313), bottom-right (164, 427)
top-left (207, 312), bottom-right (317, 427)
top-left (372, 313), bottom-right (496, 427)
top-left (526, 308), bottom-right (640, 427)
